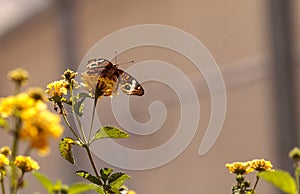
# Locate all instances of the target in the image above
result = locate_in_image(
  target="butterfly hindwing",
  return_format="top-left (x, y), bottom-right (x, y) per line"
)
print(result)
top-left (116, 69), bottom-right (144, 96)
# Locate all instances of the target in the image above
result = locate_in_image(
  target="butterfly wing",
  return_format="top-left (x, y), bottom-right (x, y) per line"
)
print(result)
top-left (86, 58), bottom-right (114, 77)
top-left (86, 58), bottom-right (144, 96)
top-left (115, 69), bottom-right (144, 96)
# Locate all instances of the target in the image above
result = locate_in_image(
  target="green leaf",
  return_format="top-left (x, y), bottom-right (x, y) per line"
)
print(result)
top-left (68, 182), bottom-right (99, 194)
top-left (32, 171), bottom-right (54, 194)
top-left (53, 180), bottom-right (69, 193)
top-left (73, 92), bottom-right (90, 117)
top-left (258, 170), bottom-right (297, 194)
top-left (59, 137), bottom-right (78, 164)
top-left (94, 186), bottom-right (105, 194)
top-left (92, 126), bottom-right (129, 142)
top-left (108, 172), bottom-right (130, 190)
top-left (76, 170), bottom-right (102, 185)
top-left (100, 168), bottom-right (113, 182)
top-left (0, 117), bottom-right (8, 129)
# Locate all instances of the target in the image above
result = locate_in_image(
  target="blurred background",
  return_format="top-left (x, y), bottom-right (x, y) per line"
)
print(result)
top-left (0, 0), bottom-right (299, 193)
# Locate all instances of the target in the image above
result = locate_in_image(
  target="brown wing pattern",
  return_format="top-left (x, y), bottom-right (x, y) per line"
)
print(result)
top-left (116, 69), bottom-right (144, 96)
top-left (86, 58), bottom-right (144, 96)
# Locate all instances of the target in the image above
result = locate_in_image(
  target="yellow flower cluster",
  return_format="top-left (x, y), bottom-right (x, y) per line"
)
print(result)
top-left (0, 90), bottom-right (63, 156)
top-left (226, 159), bottom-right (273, 175)
top-left (61, 69), bottom-right (78, 83)
top-left (0, 147), bottom-right (10, 177)
top-left (14, 155), bottom-right (40, 172)
top-left (45, 80), bottom-right (68, 98)
top-left (127, 190), bottom-right (137, 194)
top-left (81, 72), bottom-right (117, 97)
top-left (20, 106), bottom-right (63, 155)
top-left (289, 147), bottom-right (300, 160)
top-left (7, 68), bottom-right (29, 86)
top-left (0, 146), bottom-right (11, 157)
top-left (225, 162), bottom-right (254, 175)
top-left (250, 159), bottom-right (273, 172)
top-left (0, 93), bottom-right (35, 118)
top-left (0, 154), bottom-right (9, 168)
top-left (96, 77), bottom-right (117, 97)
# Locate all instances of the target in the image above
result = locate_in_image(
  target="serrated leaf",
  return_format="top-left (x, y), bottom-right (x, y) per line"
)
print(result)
top-left (32, 171), bottom-right (54, 194)
top-left (92, 126), bottom-right (129, 142)
top-left (100, 168), bottom-right (113, 182)
top-left (108, 172), bottom-right (131, 190)
top-left (76, 170), bottom-right (102, 185)
top-left (59, 137), bottom-right (77, 164)
top-left (68, 182), bottom-right (99, 194)
top-left (258, 170), bottom-right (297, 194)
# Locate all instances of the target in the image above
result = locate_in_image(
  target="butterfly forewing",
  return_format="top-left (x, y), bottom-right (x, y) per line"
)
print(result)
top-left (86, 58), bottom-right (144, 96)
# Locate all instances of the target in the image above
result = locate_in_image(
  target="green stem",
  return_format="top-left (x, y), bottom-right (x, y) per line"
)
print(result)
top-left (60, 105), bottom-right (82, 143)
top-left (10, 117), bottom-right (21, 194)
top-left (69, 85), bottom-right (87, 143)
top-left (88, 97), bottom-right (98, 143)
top-left (84, 145), bottom-right (101, 181)
top-left (13, 172), bottom-right (25, 194)
top-left (252, 175), bottom-right (260, 193)
top-left (11, 117), bottom-right (21, 160)
top-left (295, 164), bottom-right (300, 194)
top-left (1, 174), bottom-right (5, 194)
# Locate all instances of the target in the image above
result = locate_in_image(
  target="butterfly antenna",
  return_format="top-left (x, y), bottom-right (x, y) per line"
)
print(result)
top-left (118, 60), bottom-right (135, 66)
top-left (114, 51), bottom-right (118, 64)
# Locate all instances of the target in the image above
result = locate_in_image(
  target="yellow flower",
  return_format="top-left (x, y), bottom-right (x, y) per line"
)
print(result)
top-left (45, 80), bottom-right (68, 98)
top-left (20, 108), bottom-right (63, 156)
top-left (81, 72), bottom-right (117, 97)
top-left (250, 159), bottom-right (273, 172)
top-left (81, 72), bottom-right (98, 96)
top-left (14, 156), bottom-right (40, 172)
top-left (0, 96), bottom-right (16, 118)
top-left (0, 154), bottom-right (9, 167)
top-left (0, 93), bottom-right (35, 118)
top-left (127, 190), bottom-right (137, 194)
top-left (0, 89), bottom-right (63, 155)
top-left (61, 69), bottom-right (79, 89)
top-left (7, 68), bottom-right (29, 86)
top-left (96, 77), bottom-right (117, 97)
top-left (61, 69), bottom-right (77, 81)
top-left (226, 161), bottom-right (254, 175)
top-left (119, 186), bottom-right (137, 194)
top-left (289, 147), bottom-right (300, 160)
top-left (27, 87), bottom-right (47, 102)
top-left (0, 146), bottom-right (11, 157)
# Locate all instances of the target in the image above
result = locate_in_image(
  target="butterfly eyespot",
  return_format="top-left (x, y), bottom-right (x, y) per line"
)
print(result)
top-left (124, 84), bottom-right (131, 90)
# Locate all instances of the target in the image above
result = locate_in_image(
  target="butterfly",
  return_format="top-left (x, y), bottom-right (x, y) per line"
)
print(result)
top-left (86, 58), bottom-right (144, 96)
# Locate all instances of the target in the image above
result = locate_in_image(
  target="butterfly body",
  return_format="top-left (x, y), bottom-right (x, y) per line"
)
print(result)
top-left (86, 58), bottom-right (144, 96)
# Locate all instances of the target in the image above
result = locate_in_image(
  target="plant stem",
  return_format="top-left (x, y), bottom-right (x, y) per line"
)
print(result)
top-left (10, 117), bottom-right (21, 194)
top-left (60, 105), bottom-right (82, 143)
top-left (88, 97), bottom-right (98, 143)
top-left (69, 85), bottom-right (87, 143)
top-left (84, 145), bottom-right (100, 181)
top-left (0, 175), bottom-right (5, 194)
top-left (295, 165), bottom-right (300, 194)
top-left (252, 175), bottom-right (260, 193)
top-left (11, 117), bottom-right (21, 160)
